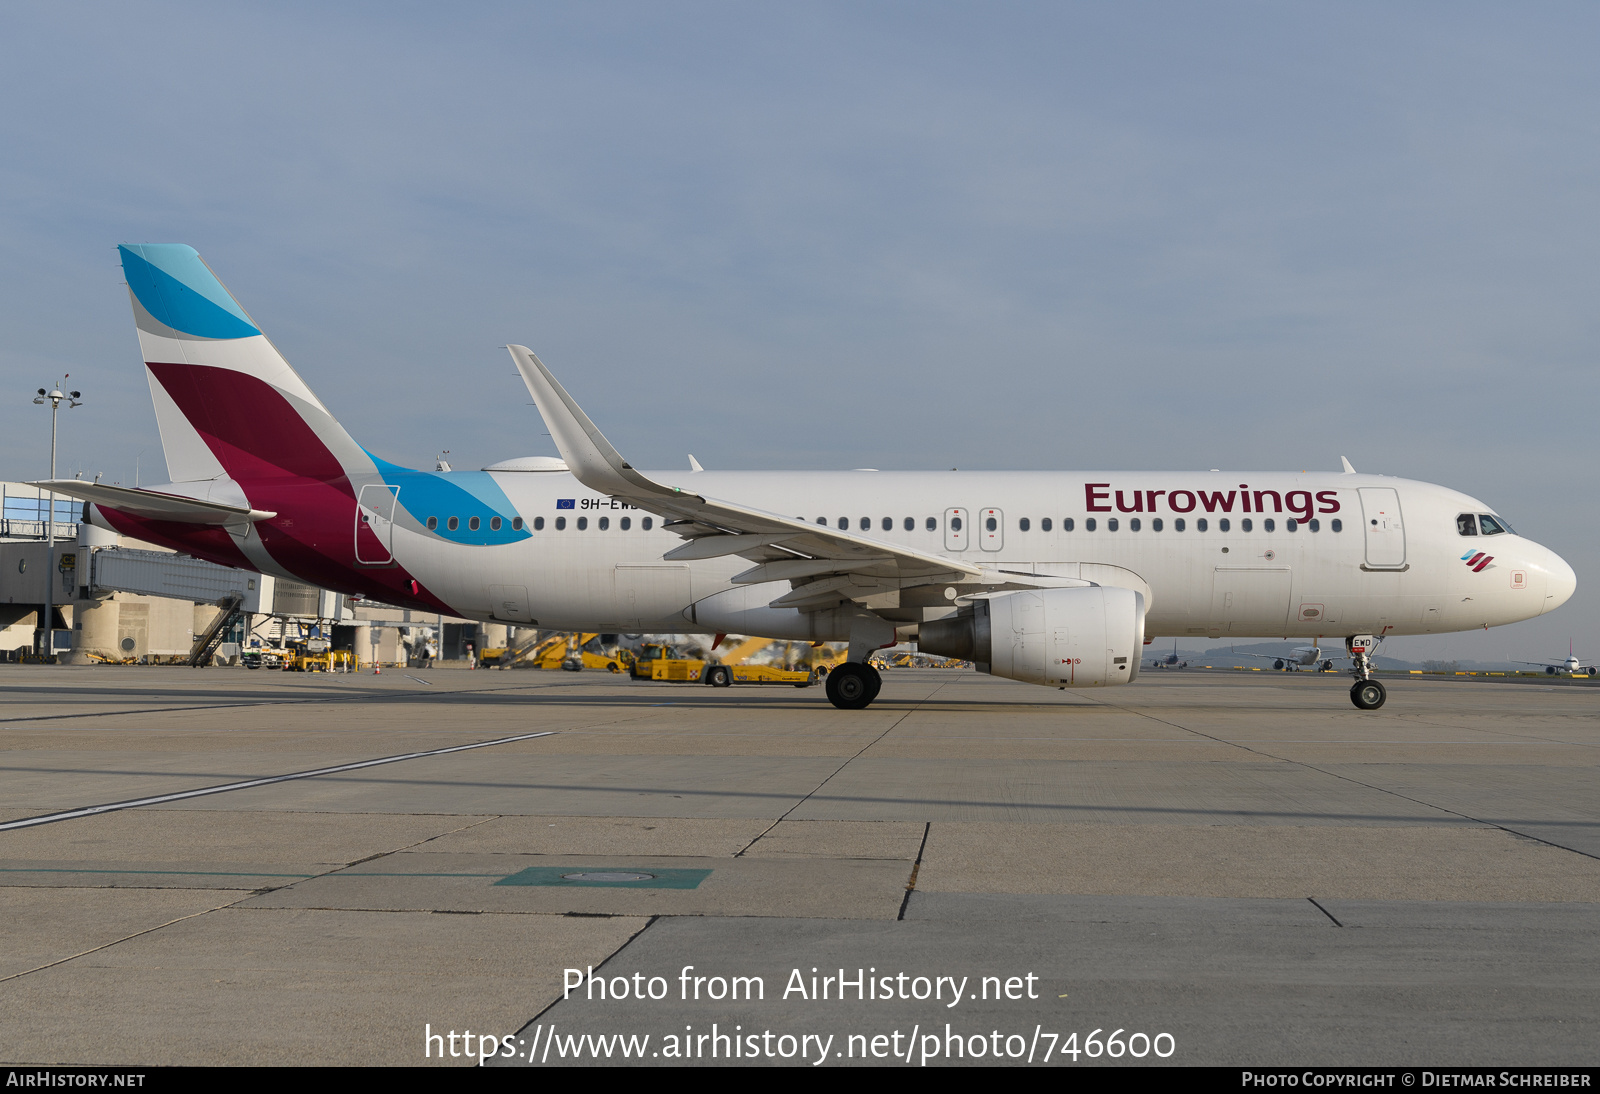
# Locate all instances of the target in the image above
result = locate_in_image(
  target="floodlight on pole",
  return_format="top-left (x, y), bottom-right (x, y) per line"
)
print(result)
top-left (34, 377), bottom-right (83, 657)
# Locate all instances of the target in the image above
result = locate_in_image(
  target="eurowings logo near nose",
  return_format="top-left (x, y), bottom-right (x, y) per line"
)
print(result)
top-left (1462, 550), bottom-right (1494, 572)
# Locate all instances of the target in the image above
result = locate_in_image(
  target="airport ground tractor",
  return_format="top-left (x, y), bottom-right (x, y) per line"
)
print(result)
top-left (48, 244), bottom-right (1578, 714)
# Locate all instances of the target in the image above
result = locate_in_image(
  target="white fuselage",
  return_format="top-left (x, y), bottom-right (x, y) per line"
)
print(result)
top-left (385, 469), bottom-right (1574, 641)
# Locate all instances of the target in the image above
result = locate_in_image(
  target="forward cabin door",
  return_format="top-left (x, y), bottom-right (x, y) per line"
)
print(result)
top-left (1358, 488), bottom-right (1407, 569)
top-left (355, 485), bottom-right (398, 565)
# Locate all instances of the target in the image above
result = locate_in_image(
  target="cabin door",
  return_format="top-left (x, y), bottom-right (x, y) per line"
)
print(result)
top-left (1358, 488), bottom-right (1407, 569)
top-left (355, 485), bottom-right (398, 565)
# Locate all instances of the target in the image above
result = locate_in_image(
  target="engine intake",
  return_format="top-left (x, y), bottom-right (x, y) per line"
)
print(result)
top-left (919, 586), bottom-right (1146, 687)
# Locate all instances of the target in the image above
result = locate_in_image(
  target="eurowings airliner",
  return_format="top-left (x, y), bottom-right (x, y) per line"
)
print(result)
top-left (37, 245), bottom-right (1577, 711)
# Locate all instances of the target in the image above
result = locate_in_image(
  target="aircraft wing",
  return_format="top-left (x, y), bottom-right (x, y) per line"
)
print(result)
top-left (508, 345), bottom-right (982, 611)
top-left (25, 480), bottom-right (277, 525)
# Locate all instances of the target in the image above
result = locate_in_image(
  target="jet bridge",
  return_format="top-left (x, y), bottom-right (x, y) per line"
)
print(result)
top-left (86, 546), bottom-right (340, 619)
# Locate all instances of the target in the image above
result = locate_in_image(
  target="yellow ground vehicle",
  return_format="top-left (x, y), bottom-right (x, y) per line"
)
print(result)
top-left (571, 648), bottom-right (632, 673)
top-left (284, 646), bottom-right (358, 672)
top-left (511, 632), bottom-right (631, 672)
top-left (699, 637), bottom-right (835, 688)
top-left (629, 642), bottom-right (704, 682)
top-left (704, 662), bottom-right (820, 688)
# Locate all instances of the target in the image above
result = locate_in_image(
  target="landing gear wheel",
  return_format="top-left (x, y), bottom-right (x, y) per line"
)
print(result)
top-left (826, 663), bottom-right (876, 709)
top-left (1350, 680), bottom-right (1387, 710)
top-left (863, 663), bottom-right (882, 703)
top-left (707, 666), bottom-right (732, 688)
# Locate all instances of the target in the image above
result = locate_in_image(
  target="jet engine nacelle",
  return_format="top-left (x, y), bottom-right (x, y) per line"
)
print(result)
top-left (919, 586), bottom-right (1146, 687)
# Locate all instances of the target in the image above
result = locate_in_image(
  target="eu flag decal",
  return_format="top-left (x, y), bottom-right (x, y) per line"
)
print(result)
top-left (556, 499), bottom-right (576, 509)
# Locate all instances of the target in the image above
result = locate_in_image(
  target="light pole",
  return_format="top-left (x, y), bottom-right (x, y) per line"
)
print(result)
top-left (33, 381), bottom-right (82, 657)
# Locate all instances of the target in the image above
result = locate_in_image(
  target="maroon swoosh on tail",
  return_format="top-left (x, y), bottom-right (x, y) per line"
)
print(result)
top-left (146, 362), bottom-right (351, 484)
top-left (127, 362), bottom-right (459, 614)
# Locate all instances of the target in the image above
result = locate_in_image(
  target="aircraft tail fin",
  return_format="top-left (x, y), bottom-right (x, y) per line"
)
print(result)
top-left (119, 244), bottom-right (369, 485)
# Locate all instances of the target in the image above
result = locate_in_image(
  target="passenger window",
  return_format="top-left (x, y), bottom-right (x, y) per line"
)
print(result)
top-left (1019, 517), bottom-right (1030, 532)
top-left (643, 517), bottom-right (653, 530)
top-left (860, 517), bottom-right (871, 531)
top-left (1108, 518), bottom-right (1119, 532)
top-left (904, 517), bottom-right (914, 531)
top-left (621, 516), bottom-right (631, 530)
top-left (447, 517), bottom-right (459, 531)
top-left (1197, 518), bottom-right (1207, 532)
top-left (1264, 518), bottom-right (1275, 533)
top-left (1331, 518), bottom-right (1341, 533)
top-left (555, 516), bottom-right (566, 530)
top-left (1130, 518), bottom-right (1141, 532)
top-left (1479, 515), bottom-right (1507, 536)
top-left (1064, 517), bottom-right (1075, 532)
top-left (512, 517), bottom-right (523, 530)
top-left (1309, 519), bottom-right (1320, 532)
top-left (816, 517), bottom-right (826, 525)
top-left (490, 516), bottom-right (502, 531)
top-left (577, 516), bottom-right (588, 530)
top-left (426, 517), bottom-right (438, 530)
top-left (1041, 517), bottom-right (1052, 532)
top-left (532, 516), bottom-right (544, 531)
top-left (469, 516), bottom-right (481, 531)
top-left (1217, 518), bottom-right (1228, 532)
top-left (882, 517), bottom-right (892, 531)
top-left (925, 517), bottom-right (936, 532)
top-left (838, 517), bottom-right (848, 530)
top-left (1286, 519), bottom-right (1297, 532)
top-left (951, 516), bottom-right (963, 531)
top-left (1152, 518), bottom-right (1163, 532)
top-left (598, 516), bottom-right (609, 531)
top-left (1083, 518), bottom-right (1093, 532)
top-left (1240, 519), bottom-right (1251, 533)
top-left (1457, 513), bottom-right (1478, 536)
top-left (1175, 518), bottom-right (1186, 532)
top-left (985, 517), bottom-right (997, 532)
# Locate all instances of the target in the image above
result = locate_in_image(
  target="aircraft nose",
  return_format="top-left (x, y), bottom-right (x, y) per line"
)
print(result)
top-left (1540, 546), bottom-right (1577, 615)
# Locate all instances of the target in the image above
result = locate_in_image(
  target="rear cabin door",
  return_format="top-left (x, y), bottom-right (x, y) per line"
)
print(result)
top-left (1358, 487), bottom-right (1407, 569)
top-left (355, 485), bottom-right (398, 565)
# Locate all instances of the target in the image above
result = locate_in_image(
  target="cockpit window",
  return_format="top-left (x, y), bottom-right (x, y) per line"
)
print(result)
top-left (1479, 514), bottom-right (1511, 536)
top-left (1457, 513), bottom-right (1478, 536)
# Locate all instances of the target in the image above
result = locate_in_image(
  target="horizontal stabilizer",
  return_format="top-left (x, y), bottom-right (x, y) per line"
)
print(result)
top-left (27, 481), bottom-right (276, 525)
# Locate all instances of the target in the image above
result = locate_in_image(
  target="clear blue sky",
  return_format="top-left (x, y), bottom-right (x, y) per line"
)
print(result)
top-left (2, 2), bottom-right (1594, 662)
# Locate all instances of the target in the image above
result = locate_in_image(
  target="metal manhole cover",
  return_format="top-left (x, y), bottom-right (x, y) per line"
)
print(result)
top-left (560, 871), bottom-right (655, 883)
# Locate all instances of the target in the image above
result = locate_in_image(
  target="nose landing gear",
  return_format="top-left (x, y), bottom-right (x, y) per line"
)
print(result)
top-left (1350, 679), bottom-right (1387, 710)
top-left (1346, 634), bottom-right (1386, 709)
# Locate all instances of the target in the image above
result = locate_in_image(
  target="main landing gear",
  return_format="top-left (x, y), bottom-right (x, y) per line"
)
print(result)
top-left (825, 662), bottom-right (882, 710)
top-left (1346, 634), bottom-right (1386, 710)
